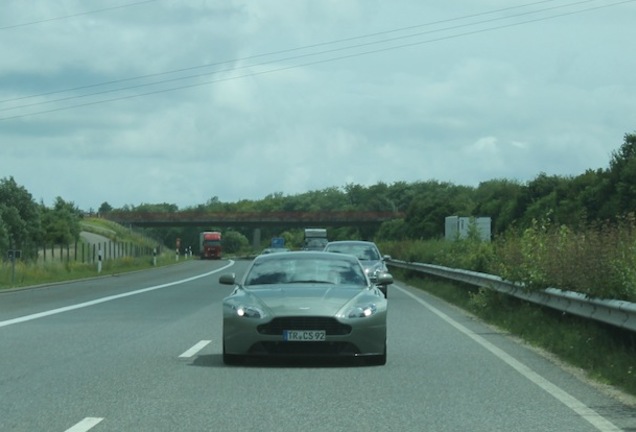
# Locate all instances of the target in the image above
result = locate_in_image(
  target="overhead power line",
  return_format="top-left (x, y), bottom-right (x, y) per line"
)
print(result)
top-left (1, 0), bottom-right (633, 121)
top-left (0, 0), bottom-right (159, 30)
top-left (0, 0), bottom-right (562, 104)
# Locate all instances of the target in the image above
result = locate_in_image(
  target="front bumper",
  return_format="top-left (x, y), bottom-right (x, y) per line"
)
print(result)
top-left (223, 313), bottom-right (386, 357)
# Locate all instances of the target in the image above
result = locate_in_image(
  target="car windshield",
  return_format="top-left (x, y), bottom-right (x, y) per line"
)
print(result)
top-left (244, 256), bottom-right (367, 287)
top-left (324, 244), bottom-right (380, 261)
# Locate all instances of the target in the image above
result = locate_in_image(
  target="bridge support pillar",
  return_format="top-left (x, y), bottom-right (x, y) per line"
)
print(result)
top-left (252, 228), bottom-right (261, 250)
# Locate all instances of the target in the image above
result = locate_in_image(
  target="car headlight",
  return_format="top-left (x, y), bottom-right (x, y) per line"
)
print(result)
top-left (345, 303), bottom-right (377, 319)
top-left (234, 305), bottom-right (266, 319)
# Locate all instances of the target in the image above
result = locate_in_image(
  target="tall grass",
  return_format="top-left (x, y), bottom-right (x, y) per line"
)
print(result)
top-left (0, 217), bottom-right (173, 290)
top-left (379, 214), bottom-right (636, 301)
top-left (0, 253), bottom-right (178, 289)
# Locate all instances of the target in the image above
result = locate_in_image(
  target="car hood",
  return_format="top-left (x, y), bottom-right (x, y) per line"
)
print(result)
top-left (360, 260), bottom-right (380, 268)
top-left (246, 284), bottom-right (365, 316)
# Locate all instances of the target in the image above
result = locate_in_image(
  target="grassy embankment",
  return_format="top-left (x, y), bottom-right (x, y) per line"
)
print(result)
top-left (0, 217), bottom-right (178, 290)
top-left (379, 219), bottom-right (636, 397)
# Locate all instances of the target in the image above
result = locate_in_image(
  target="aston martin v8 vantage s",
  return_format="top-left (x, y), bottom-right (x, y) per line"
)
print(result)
top-left (219, 251), bottom-right (392, 366)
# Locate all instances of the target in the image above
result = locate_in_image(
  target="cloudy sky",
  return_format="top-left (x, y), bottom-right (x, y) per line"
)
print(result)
top-left (1, 0), bottom-right (635, 211)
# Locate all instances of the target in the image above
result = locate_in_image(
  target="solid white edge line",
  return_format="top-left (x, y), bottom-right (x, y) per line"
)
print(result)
top-left (393, 283), bottom-right (623, 432)
top-left (64, 417), bottom-right (104, 432)
top-left (179, 340), bottom-right (212, 358)
top-left (0, 261), bottom-right (235, 329)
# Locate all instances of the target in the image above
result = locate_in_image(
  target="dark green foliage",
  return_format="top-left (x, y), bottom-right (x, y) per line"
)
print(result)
top-left (221, 230), bottom-right (249, 254)
top-left (40, 197), bottom-right (82, 245)
top-left (98, 202), bottom-right (113, 214)
top-left (0, 177), bottom-right (41, 258)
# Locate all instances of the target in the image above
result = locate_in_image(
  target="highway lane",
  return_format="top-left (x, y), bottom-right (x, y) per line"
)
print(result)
top-left (1, 259), bottom-right (635, 431)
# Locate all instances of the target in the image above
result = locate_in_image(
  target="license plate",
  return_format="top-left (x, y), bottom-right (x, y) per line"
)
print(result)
top-left (283, 330), bottom-right (326, 341)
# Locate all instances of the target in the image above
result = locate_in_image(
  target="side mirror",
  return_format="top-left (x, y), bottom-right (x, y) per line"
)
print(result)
top-left (382, 254), bottom-right (391, 261)
top-left (219, 273), bottom-right (236, 285)
top-left (375, 272), bottom-right (393, 286)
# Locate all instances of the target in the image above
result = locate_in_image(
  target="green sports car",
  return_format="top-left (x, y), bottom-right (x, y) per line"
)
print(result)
top-left (219, 251), bottom-right (392, 365)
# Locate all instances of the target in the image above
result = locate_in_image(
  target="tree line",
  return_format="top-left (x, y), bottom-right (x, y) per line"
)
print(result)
top-left (100, 133), bottom-right (636, 251)
top-left (2, 132), bottom-right (635, 258)
top-left (0, 177), bottom-right (82, 260)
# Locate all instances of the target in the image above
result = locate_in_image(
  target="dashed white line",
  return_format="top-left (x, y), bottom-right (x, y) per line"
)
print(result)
top-left (64, 417), bottom-right (103, 432)
top-left (179, 340), bottom-right (212, 358)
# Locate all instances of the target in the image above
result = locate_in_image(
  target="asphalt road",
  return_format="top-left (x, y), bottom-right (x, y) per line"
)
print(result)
top-left (1, 259), bottom-right (635, 432)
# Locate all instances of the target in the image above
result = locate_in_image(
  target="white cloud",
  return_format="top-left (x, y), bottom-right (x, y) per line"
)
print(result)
top-left (1, 0), bottom-right (635, 210)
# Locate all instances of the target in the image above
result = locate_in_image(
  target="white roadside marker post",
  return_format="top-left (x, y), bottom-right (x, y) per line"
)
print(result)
top-left (97, 247), bottom-right (102, 273)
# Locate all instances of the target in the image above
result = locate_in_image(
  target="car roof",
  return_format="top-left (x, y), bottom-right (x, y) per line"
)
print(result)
top-left (325, 240), bottom-right (378, 247)
top-left (253, 250), bottom-right (360, 263)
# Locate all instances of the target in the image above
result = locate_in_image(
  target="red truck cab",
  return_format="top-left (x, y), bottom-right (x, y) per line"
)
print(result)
top-left (199, 231), bottom-right (222, 259)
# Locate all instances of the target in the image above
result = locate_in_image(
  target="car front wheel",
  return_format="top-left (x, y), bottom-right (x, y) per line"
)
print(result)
top-left (367, 344), bottom-right (387, 366)
top-left (223, 341), bottom-right (245, 366)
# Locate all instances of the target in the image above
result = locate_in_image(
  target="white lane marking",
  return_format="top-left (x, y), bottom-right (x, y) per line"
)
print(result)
top-left (179, 340), bottom-right (212, 358)
top-left (64, 417), bottom-right (103, 432)
top-left (0, 261), bottom-right (235, 329)
top-left (394, 283), bottom-right (623, 432)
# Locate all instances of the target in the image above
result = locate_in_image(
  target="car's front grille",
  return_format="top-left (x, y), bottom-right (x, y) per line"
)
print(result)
top-left (257, 316), bottom-right (352, 335)
top-left (249, 341), bottom-right (359, 356)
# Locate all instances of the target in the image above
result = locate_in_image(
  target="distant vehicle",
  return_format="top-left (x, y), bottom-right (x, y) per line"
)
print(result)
top-left (270, 237), bottom-right (285, 248)
top-left (303, 228), bottom-right (327, 251)
top-left (218, 251), bottom-right (392, 365)
top-left (260, 247), bottom-right (290, 255)
top-left (199, 231), bottom-right (222, 259)
top-left (323, 240), bottom-right (391, 297)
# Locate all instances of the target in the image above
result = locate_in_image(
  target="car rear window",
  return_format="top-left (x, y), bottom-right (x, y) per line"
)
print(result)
top-left (244, 257), bottom-right (366, 287)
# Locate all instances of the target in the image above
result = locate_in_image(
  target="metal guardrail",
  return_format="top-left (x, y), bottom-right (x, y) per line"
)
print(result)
top-left (387, 259), bottom-right (636, 333)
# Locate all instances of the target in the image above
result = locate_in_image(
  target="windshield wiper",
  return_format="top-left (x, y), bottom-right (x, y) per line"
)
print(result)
top-left (287, 280), bottom-right (335, 284)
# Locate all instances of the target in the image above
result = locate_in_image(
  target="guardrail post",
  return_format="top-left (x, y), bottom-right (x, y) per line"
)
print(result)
top-left (97, 247), bottom-right (103, 273)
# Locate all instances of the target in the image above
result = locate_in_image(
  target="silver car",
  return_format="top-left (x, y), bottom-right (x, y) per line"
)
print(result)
top-left (323, 240), bottom-right (391, 297)
top-left (219, 251), bottom-right (392, 365)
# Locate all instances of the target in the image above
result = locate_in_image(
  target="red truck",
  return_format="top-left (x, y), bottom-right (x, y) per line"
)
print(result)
top-left (199, 231), bottom-right (222, 259)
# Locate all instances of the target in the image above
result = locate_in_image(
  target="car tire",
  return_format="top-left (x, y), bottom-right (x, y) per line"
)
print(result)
top-left (222, 341), bottom-right (244, 365)
top-left (367, 344), bottom-right (387, 366)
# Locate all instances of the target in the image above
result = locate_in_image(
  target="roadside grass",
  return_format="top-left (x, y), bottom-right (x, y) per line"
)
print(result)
top-left (80, 217), bottom-right (158, 249)
top-left (0, 253), bottom-right (182, 290)
top-left (379, 215), bottom-right (636, 302)
top-left (1, 217), bottom-right (178, 290)
top-left (393, 269), bottom-right (636, 398)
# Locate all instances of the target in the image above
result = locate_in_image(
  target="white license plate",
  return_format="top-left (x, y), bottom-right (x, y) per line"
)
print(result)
top-left (283, 330), bottom-right (326, 341)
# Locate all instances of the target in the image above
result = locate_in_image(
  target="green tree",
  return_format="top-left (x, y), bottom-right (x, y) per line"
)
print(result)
top-left (375, 218), bottom-right (408, 241)
top-left (41, 197), bottom-right (82, 245)
top-left (0, 209), bottom-right (10, 253)
top-left (98, 202), bottom-right (113, 214)
top-left (606, 133), bottom-right (636, 216)
top-left (222, 230), bottom-right (249, 254)
top-left (0, 177), bottom-right (41, 257)
top-left (405, 181), bottom-right (475, 239)
top-left (133, 202), bottom-right (179, 212)
top-left (569, 168), bottom-right (612, 222)
top-left (473, 179), bottom-right (523, 235)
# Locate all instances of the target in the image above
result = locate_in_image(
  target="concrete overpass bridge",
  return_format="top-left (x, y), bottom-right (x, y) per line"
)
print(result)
top-left (102, 211), bottom-right (403, 248)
